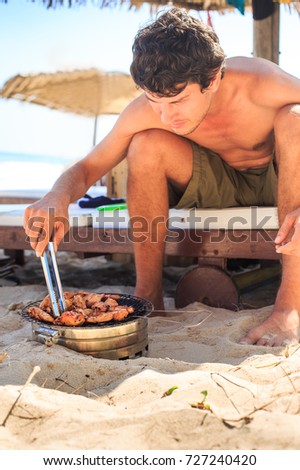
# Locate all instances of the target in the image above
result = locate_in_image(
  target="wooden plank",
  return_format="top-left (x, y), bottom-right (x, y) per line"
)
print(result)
top-left (197, 256), bottom-right (226, 269)
top-left (233, 263), bottom-right (281, 291)
top-left (165, 229), bottom-right (279, 259)
top-left (0, 226), bottom-right (280, 260)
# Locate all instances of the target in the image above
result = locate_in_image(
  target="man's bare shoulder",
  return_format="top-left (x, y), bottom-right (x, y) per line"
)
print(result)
top-left (226, 56), bottom-right (299, 80)
top-left (117, 91), bottom-right (168, 135)
top-left (226, 56), bottom-right (275, 72)
top-left (225, 56), bottom-right (300, 107)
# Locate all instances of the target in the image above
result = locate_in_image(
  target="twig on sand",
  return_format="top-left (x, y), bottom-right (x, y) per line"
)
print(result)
top-left (1, 365), bottom-right (41, 426)
top-left (207, 369), bottom-right (300, 427)
top-left (152, 312), bottom-right (212, 329)
top-left (210, 372), bottom-right (256, 422)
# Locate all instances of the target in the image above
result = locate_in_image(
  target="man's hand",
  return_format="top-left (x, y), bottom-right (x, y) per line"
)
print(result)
top-left (24, 194), bottom-right (70, 257)
top-left (275, 208), bottom-right (300, 256)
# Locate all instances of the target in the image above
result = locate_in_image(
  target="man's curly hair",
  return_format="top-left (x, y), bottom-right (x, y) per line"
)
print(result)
top-left (130, 8), bottom-right (226, 97)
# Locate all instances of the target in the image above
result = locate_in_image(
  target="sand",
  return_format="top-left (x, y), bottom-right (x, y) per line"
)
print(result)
top-left (0, 252), bottom-right (300, 450)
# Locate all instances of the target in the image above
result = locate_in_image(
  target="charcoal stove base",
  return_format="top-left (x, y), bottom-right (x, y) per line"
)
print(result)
top-left (30, 316), bottom-right (149, 360)
top-left (22, 294), bottom-right (152, 361)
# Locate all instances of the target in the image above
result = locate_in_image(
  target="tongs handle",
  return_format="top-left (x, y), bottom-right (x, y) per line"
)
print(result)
top-left (40, 242), bottom-right (66, 317)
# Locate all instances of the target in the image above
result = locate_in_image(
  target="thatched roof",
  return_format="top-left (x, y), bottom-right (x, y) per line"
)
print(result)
top-left (2, 0), bottom-right (230, 11)
top-left (0, 0), bottom-right (264, 13)
top-left (1, 0), bottom-right (299, 14)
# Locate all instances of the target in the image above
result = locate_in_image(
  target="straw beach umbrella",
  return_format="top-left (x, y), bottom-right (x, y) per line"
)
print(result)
top-left (0, 68), bottom-right (142, 191)
top-left (0, 68), bottom-right (142, 146)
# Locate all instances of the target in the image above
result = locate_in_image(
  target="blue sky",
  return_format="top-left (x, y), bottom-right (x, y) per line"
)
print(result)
top-left (0, 0), bottom-right (299, 160)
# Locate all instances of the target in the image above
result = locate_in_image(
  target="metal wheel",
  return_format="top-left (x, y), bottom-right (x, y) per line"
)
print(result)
top-left (175, 265), bottom-right (239, 311)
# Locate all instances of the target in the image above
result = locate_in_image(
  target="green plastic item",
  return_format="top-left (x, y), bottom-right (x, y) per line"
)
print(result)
top-left (96, 203), bottom-right (127, 211)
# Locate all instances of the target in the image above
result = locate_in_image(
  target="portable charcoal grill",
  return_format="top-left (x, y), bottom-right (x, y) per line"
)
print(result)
top-left (21, 294), bottom-right (153, 360)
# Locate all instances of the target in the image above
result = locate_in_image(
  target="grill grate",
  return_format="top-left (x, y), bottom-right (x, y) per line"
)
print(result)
top-left (21, 293), bottom-right (153, 329)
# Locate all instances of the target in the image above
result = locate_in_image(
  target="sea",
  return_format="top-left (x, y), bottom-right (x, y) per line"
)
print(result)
top-left (0, 151), bottom-right (75, 191)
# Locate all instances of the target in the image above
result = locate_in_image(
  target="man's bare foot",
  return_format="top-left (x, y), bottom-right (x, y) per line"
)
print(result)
top-left (240, 269), bottom-right (300, 347)
top-left (240, 305), bottom-right (300, 347)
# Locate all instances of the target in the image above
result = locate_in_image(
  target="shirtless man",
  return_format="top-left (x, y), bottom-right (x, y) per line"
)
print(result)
top-left (24, 8), bottom-right (300, 347)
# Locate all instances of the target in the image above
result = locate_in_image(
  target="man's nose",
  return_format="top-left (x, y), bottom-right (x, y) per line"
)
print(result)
top-left (160, 105), bottom-right (175, 124)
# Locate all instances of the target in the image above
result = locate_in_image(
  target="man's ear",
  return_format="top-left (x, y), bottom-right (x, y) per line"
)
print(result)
top-left (207, 69), bottom-right (222, 92)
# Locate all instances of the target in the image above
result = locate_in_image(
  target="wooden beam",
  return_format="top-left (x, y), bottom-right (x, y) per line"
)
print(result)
top-left (0, 226), bottom-right (281, 260)
top-left (253, 3), bottom-right (280, 64)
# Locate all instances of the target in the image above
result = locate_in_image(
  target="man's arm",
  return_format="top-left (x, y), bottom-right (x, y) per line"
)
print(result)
top-left (252, 60), bottom-right (300, 256)
top-left (23, 134), bottom-right (130, 256)
top-left (24, 93), bottom-right (164, 256)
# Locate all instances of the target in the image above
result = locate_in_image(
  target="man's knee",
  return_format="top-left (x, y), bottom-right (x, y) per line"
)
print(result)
top-left (128, 129), bottom-right (171, 157)
top-left (127, 130), bottom-right (168, 175)
top-left (127, 128), bottom-right (185, 173)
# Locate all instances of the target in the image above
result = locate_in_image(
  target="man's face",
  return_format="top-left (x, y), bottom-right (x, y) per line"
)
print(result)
top-left (145, 83), bottom-right (213, 136)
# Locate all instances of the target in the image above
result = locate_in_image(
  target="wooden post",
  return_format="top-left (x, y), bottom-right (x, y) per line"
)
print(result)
top-left (253, 3), bottom-right (280, 64)
top-left (106, 159), bottom-right (131, 263)
top-left (106, 159), bottom-right (128, 198)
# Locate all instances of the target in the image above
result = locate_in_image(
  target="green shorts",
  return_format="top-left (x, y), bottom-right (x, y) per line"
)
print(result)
top-left (168, 142), bottom-right (278, 209)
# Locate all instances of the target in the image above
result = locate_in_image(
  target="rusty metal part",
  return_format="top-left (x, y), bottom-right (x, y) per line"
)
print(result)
top-left (175, 265), bottom-right (239, 311)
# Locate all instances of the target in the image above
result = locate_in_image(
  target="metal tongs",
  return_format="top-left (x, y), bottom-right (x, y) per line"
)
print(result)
top-left (40, 242), bottom-right (66, 318)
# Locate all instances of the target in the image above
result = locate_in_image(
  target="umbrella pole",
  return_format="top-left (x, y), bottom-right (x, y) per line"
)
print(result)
top-left (93, 114), bottom-right (98, 147)
top-left (93, 114), bottom-right (103, 186)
